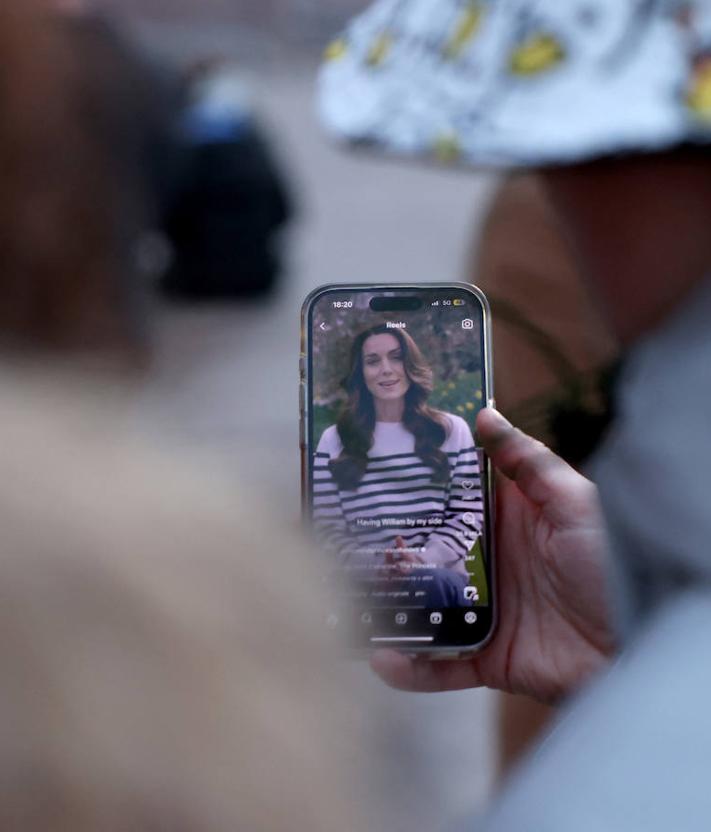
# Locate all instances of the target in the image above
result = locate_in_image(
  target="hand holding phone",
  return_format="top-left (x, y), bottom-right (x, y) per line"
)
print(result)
top-left (372, 408), bottom-right (616, 703)
top-left (385, 536), bottom-right (422, 576)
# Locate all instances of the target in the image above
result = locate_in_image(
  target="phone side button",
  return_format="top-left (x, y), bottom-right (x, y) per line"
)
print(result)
top-left (299, 383), bottom-right (307, 447)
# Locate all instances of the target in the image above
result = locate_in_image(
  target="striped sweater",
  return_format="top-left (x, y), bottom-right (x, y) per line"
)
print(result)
top-left (313, 415), bottom-right (483, 577)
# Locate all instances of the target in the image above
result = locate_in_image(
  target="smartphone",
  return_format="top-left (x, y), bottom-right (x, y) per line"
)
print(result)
top-left (300, 284), bottom-right (495, 657)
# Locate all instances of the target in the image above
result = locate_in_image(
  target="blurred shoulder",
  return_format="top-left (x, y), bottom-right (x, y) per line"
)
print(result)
top-left (0, 367), bottom-right (303, 580)
top-left (0, 367), bottom-right (333, 668)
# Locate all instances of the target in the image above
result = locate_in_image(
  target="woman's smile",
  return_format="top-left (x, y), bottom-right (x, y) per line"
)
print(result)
top-left (376, 376), bottom-right (405, 398)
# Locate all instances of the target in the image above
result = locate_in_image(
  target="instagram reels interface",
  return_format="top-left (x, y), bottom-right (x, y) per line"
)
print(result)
top-left (305, 287), bottom-right (493, 648)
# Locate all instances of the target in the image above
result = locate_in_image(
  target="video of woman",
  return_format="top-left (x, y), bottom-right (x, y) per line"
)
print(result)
top-left (309, 291), bottom-right (489, 610)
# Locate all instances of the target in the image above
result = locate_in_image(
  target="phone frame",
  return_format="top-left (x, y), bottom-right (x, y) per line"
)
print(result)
top-left (300, 283), bottom-right (496, 659)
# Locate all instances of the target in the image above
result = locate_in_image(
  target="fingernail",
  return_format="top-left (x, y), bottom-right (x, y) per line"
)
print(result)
top-left (485, 407), bottom-right (512, 428)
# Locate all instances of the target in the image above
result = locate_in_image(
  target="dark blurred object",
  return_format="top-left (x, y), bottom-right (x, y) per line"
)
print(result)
top-left (489, 295), bottom-right (620, 469)
top-left (161, 59), bottom-right (293, 301)
top-left (547, 360), bottom-right (621, 469)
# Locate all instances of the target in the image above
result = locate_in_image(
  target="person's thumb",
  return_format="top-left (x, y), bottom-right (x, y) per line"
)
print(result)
top-left (476, 408), bottom-right (595, 524)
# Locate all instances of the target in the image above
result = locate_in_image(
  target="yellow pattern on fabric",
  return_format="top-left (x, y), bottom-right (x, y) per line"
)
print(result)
top-left (366, 33), bottom-right (393, 67)
top-left (444, 4), bottom-right (485, 59)
top-left (433, 132), bottom-right (462, 163)
top-left (687, 57), bottom-right (711, 122)
top-left (509, 33), bottom-right (565, 75)
top-left (324, 39), bottom-right (348, 62)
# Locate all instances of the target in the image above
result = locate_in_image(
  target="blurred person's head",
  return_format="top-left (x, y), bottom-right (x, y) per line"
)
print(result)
top-left (0, 0), bottom-right (149, 363)
top-left (51, 0), bottom-right (88, 15)
top-left (0, 372), bottom-right (368, 831)
top-left (540, 149), bottom-right (711, 344)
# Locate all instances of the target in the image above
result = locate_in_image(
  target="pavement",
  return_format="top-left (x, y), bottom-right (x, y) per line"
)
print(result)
top-left (135, 60), bottom-right (501, 832)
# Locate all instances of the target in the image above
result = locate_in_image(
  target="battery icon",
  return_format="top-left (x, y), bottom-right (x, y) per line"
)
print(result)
top-left (453, 298), bottom-right (465, 306)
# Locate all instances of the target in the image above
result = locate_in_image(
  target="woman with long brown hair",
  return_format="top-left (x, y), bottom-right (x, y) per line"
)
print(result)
top-left (314, 324), bottom-right (483, 608)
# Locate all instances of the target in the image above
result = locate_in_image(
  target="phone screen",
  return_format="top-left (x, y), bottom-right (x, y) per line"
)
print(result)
top-left (302, 286), bottom-right (494, 651)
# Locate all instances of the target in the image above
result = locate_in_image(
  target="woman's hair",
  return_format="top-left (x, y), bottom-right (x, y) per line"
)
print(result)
top-left (330, 324), bottom-right (450, 490)
top-left (0, 1), bottom-right (148, 356)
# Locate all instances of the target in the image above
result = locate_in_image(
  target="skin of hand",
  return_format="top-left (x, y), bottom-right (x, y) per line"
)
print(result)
top-left (385, 535), bottom-right (423, 576)
top-left (372, 408), bottom-right (616, 705)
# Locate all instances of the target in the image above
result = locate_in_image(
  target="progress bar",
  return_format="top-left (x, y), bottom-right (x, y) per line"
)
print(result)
top-left (370, 636), bottom-right (434, 643)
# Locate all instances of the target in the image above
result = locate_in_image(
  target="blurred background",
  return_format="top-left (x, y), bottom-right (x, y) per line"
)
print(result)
top-left (27, 1), bottom-right (500, 827)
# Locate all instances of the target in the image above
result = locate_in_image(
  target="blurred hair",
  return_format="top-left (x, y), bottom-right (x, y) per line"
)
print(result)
top-left (0, 7), bottom-right (368, 830)
top-left (0, 1), bottom-right (145, 355)
top-left (0, 370), bottom-right (367, 832)
top-left (330, 324), bottom-right (450, 489)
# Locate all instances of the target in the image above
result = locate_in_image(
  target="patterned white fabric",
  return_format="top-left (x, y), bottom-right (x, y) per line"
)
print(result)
top-left (319, 0), bottom-right (711, 168)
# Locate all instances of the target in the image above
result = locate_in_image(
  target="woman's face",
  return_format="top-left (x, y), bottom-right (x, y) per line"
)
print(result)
top-left (361, 333), bottom-right (411, 402)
